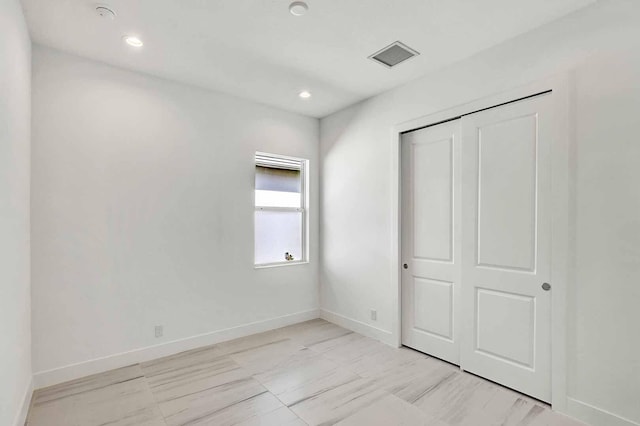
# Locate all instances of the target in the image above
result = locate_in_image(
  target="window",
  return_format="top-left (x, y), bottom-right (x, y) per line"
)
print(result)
top-left (255, 152), bottom-right (307, 266)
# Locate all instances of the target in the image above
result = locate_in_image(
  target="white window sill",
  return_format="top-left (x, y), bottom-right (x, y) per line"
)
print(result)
top-left (254, 261), bottom-right (309, 269)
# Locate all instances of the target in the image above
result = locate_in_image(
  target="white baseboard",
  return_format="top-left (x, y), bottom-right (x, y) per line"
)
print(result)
top-left (566, 397), bottom-right (639, 426)
top-left (33, 309), bottom-right (319, 389)
top-left (320, 308), bottom-right (395, 346)
top-left (13, 377), bottom-right (33, 426)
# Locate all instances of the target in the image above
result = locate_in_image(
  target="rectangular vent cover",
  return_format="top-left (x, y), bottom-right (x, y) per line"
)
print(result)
top-left (369, 41), bottom-right (419, 68)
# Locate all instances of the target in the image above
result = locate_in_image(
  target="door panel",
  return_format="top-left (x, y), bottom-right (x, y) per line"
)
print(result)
top-left (476, 288), bottom-right (535, 367)
top-left (477, 114), bottom-right (537, 271)
top-left (461, 94), bottom-right (551, 402)
top-left (412, 137), bottom-right (453, 261)
top-left (402, 120), bottom-right (461, 365)
top-left (413, 278), bottom-right (453, 340)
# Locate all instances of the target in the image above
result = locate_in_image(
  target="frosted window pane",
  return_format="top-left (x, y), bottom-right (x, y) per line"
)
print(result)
top-left (255, 165), bottom-right (301, 208)
top-left (255, 190), bottom-right (301, 208)
top-left (255, 210), bottom-right (302, 264)
top-left (255, 166), bottom-right (301, 192)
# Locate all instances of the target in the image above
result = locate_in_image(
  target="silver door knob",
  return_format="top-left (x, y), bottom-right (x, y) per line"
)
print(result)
top-left (542, 282), bottom-right (551, 291)
top-left (403, 263), bottom-right (408, 269)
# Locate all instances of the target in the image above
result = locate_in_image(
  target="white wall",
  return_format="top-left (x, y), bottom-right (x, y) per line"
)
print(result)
top-left (568, 48), bottom-right (640, 425)
top-left (0, 0), bottom-right (32, 425)
top-left (320, 0), bottom-right (640, 425)
top-left (31, 47), bottom-right (320, 383)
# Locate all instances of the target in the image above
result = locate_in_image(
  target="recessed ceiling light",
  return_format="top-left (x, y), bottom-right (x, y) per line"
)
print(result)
top-left (123, 35), bottom-right (143, 47)
top-left (299, 90), bottom-right (311, 99)
top-left (289, 1), bottom-right (308, 16)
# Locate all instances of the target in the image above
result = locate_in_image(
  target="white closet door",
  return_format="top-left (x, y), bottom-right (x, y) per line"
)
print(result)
top-left (460, 94), bottom-right (552, 402)
top-left (401, 120), bottom-right (461, 365)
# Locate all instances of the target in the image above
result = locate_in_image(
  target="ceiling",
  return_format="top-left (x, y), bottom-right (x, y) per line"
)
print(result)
top-left (21, 0), bottom-right (594, 118)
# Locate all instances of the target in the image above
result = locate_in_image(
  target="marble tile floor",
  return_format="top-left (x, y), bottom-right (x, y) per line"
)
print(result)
top-left (25, 319), bottom-right (586, 426)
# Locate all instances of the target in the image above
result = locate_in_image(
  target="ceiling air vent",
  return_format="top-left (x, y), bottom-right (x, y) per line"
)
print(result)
top-left (369, 41), bottom-right (419, 68)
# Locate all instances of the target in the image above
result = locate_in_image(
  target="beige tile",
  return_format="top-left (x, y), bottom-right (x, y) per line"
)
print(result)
top-left (519, 405), bottom-right (550, 425)
top-left (254, 348), bottom-right (360, 406)
top-left (456, 389), bottom-right (537, 426)
top-left (524, 406), bottom-right (588, 426)
top-left (347, 345), bottom-right (427, 378)
top-left (309, 332), bottom-right (389, 365)
top-left (140, 344), bottom-right (222, 377)
top-left (306, 330), bottom-right (366, 354)
top-left (33, 364), bottom-right (144, 404)
top-left (228, 338), bottom-right (307, 375)
top-left (409, 371), bottom-right (547, 426)
top-left (141, 343), bottom-right (270, 426)
top-left (277, 367), bottom-right (360, 408)
top-left (498, 398), bottom-right (547, 426)
top-left (372, 357), bottom-right (459, 403)
top-left (276, 318), bottom-right (353, 347)
top-left (157, 376), bottom-right (267, 426)
top-left (26, 322), bottom-right (578, 426)
top-left (290, 377), bottom-right (388, 426)
top-left (28, 375), bottom-right (165, 426)
top-left (143, 352), bottom-right (250, 404)
top-left (213, 329), bottom-right (285, 356)
top-left (234, 406), bottom-right (307, 426)
top-left (415, 372), bottom-right (497, 424)
top-left (336, 393), bottom-right (444, 426)
top-left (178, 391), bottom-right (292, 426)
top-left (309, 332), bottom-right (425, 378)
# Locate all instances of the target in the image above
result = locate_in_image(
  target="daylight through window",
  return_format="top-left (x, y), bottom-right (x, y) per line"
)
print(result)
top-left (255, 153), bottom-right (307, 266)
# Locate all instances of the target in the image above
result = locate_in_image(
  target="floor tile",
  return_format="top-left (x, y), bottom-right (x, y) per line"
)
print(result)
top-left (235, 405), bottom-right (307, 426)
top-left (140, 344), bottom-right (222, 378)
top-left (142, 352), bottom-right (250, 404)
top-left (524, 406), bottom-right (589, 426)
top-left (142, 343), bottom-right (267, 426)
top-left (409, 370), bottom-right (549, 426)
top-left (213, 329), bottom-right (285, 356)
top-left (32, 364), bottom-right (144, 404)
top-left (306, 330), bottom-right (367, 355)
top-left (346, 345), bottom-right (427, 378)
top-left (156, 376), bottom-right (267, 426)
top-left (411, 371), bottom-right (496, 424)
top-left (25, 321), bottom-right (588, 426)
top-left (228, 338), bottom-right (307, 375)
top-left (276, 319), bottom-right (354, 347)
top-left (254, 348), bottom-right (360, 406)
top-left (28, 374), bottom-right (165, 426)
top-left (308, 332), bottom-right (389, 365)
top-left (335, 393), bottom-right (444, 426)
top-left (309, 332), bottom-right (426, 378)
top-left (496, 396), bottom-right (545, 426)
top-left (457, 389), bottom-right (539, 426)
top-left (289, 377), bottom-right (388, 426)
top-left (176, 391), bottom-right (293, 426)
top-left (372, 357), bottom-right (459, 404)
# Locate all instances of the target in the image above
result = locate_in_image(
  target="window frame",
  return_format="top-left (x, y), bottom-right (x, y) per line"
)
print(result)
top-left (254, 152), bottom-right (309, 268)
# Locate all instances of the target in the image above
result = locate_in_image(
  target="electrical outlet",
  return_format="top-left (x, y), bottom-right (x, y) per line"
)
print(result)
top-left (370, 309), bottom-right (377, 321)
top-left (155, 325), bottom-right (163, 338)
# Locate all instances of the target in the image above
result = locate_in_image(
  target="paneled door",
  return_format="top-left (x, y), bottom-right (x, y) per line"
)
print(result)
top-left (401, 120), bottom-right (461, 365)
top-left (460, 93), bottom-right (552, 402)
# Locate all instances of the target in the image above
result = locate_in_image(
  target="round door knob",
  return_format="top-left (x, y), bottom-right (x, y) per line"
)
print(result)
top-left (403, 263), bottom-right (408, 269)
top-left (542, 282), bottom-right (551, 291)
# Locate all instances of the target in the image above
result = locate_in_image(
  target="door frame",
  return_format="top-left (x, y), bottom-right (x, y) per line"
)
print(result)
top-left (390, 73), bottom-right (571, 410)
